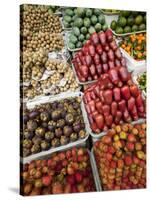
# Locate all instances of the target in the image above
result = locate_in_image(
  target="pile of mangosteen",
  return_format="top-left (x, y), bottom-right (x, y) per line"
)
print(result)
top-left (22, 97), bottom-right (87, 157)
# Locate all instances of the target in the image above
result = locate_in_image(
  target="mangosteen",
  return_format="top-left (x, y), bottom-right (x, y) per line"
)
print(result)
top-left (63, 126), bottom-right (73, 137)
top-left (72, 102), bottom-right (79, 109)
top-left (24, 130), bottom-right (34, 139)
top-left (65, 113), bottom-right (74, 125)
top-left (31, 144), bottom-right (41, 154)
top-left (45, 131), bottom-right (54, 141)
top-left (51, 138), bottom-right (60, 147)
top-left (79, 130), bottom-right (86, 139)
top-left (70, 133), bottom-right (78, 142)
top-left (73, 123), bottom-right (82, 133)
top-left (41, 140), bottom-right (50, 151)
top-left (61, 110), bottom-right (67, 118)
top-left (27, 120), bottom-right (38, 132)
top-left (23, 139), bottom-right (32, 149)
top-left (41, 122), bottom-right (48, 128)
top-left (28, 111), bottom-right (39, 119)
top-left (60, 135), bottom-right (69, 145)
top-left (23, 114), bottom-right (29, 124)
top-left (35, 127), bottom-right (45, 138)
top-left (40, 111), bottom-right (49, 122)
top-left (32, 136), bottom-right (41, 145)
top-left (48, 120), bottom-right (56, 131)
top-left (55, 128), bottom-right (63, 138)
top-left (23, 148), bottom-right (31, 157)
top-left (57, 103), bottom-right (64, 109)
top-left (57, 119), bottom-right (65, 128)
top-left (51, 110), bottom-right (61, 121)
top-left (51, 102), bottom-right (58, 109)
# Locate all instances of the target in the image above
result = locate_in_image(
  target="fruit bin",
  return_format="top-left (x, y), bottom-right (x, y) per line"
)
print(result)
top-left (65, 31), bottom-right (82, 52)
top-left (20, 147), bottom-right (98, 196)
top-left (21, 91), bottom-right (91, 163)
top-left (91, 119), bottom-right (146, 191)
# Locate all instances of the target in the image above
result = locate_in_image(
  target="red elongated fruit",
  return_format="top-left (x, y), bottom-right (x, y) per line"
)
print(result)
top-left (109, 40), bottom-right (118, 51)
top-left (108, 61), bottom-right (115, 69)
top-left (105, 114), bottom-right (113, 127)
top-left (103, 89), bottom-right (113, 104)
top-left (115, 59), bottom-right (121, 67)
top-left (130, 105), bottom-right (138, 121)
top-left (92, 111), bottom-right (99, 119)
top-left (82, 45), bottom-right (89, 56)
top-left (79, 65), bottom-right (89, 78)
top-left (85, 55), bottom-right (92, 66)
top-left (91, 122), bottom-right (100, 133)
top-left (130, 85), bottom-right (139, 97)
top-left (80, 56), bottom-right (87, 65)
top-left (96, 101), bottom-right (103, 114)
top-left (105, 29), bottom-right (113, 42)
top-left (88, 45), bottom-right (95, 57)
top-left (90, 91), bottom-right (96, 100)
top-left (115, 111), bottom-right (122, 124)
top-left (118, 99), bottom-right (126, 112)
top-left (91, 32), bottom-right (99, 45)
top-left (102, 63), bottom-right (109, 72)
top-left (119, 67), bottom-right (129, 82)
top-left (104, 45), bottom-right (110, 52)
top-left (88, 114), bottom-right (94, 124)
top-left (128, 97), bottom-right (135, 111)
top-left (94, 85), bottom-right (100, 97)
top-left (89, 64), bottom-right (96, 76)
top-left (94, 53), bottom-right (100, 65)
top-left (95, 114), bottom-right (104, 130)
top-left (85, 104), bottom-right (91, 114)
top-left (138, 105), bottom-right (144, 113)
top-left (88, 100), bottom-right (95, 112)
top-left (99, 31), bottom-right (106, 45)
top-left (101, 51), bottom-right (107, 63)
top-left (136, 94), bottom-right (143, 107)
top-left (102, 105), bottom-right (110, 116)
top-left (111, 101), bottom-right (118, 116)
top-left (109, 69), bottom-right (119, 84)
top-left (113, 87), bottom-right (121, 102)
top-left (121, 86), bottom-right (131, 100)
top-left (96, 64), bottom-right (102, 75)
top-left (107, 49), bottom-right (115, 61)
top-left (93, 74), bottom-right (98, 80)
top-left (120, 57), bottom-right (126, 67)
top-left (77, 72), bottom-right (86, 82)
top-left (84, 92), bottom-right (92, 102)
top-left (123, 108), bottom-right (131, 122)
top-left (99, 90), bottom-right (105, 102)
top-left (96, 44), bottom-right (103, 55)
top-left (115, 48), bottom-right (122, 60)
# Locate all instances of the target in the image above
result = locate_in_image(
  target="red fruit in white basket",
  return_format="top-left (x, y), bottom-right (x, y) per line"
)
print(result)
top-left (58, 152), bottom-right (66, 160)
top-left (124, 155), bottom-right (133, 166)
top-left (128, 134), bottom-right (136, 142)
top-left (121, 86), bottom-right (131, 100)
top-left (75, 172), bottom-right (83, 183)
top-left (67, 165), bottom-right (75, 175)
top-left (52, 182), bottom-right (63, 194)
top-left (118, 67), bottom-right (129, 82)
top-left (77, 148), bottom-right (85, 156)
top-left (130, 85), bottom-right (139, 97)
top-left (102, 135), bottom-right (112, 144)
top-left (66, 175), bottom-right (76, 185)
top-left (42, 175), bottom-right (52, 186)
top-left (126, 142), bottom-right (135, 151)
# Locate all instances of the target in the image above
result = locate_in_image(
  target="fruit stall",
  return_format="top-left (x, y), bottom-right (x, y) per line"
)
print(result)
top-left (20, 5), bottom-right (146, 196)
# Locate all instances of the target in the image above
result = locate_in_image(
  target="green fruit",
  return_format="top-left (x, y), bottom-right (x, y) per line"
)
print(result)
top-left (121, 11), bottom-right (131, 17)
top-left (91, 15), bottom-right (98, 25)
top-left (102, 24), bottom-right (108, 31)
top-left (135, 15), bottom-right (143, 25)
top-left (86, 8), bottom-right (93, 17)
top-left (76, 7), bottom-right (85, 17)
top-left (93, 9), bottom-right (102, 16)
top-left (118, 16), bottom-right (127, 27)
top-left (69, 34), bottom-right (78, 44)
top-left (79, 34), bottom-right (85, 42)
top-left (138, 23), bottom-right (146, 31)
top-left (132, 24), bottom-right (138, 32)
top-left (81, 27), bottom-right (87, 34)
top-left (143, 15), bottom-right (146, 23)
top-left (64, 15), bottom-right (72, 23)
top-left (76, 41), bottom-right (83, 48)
top-left (73, 27), bottom-right (80, 36)
top-left (65, 8), bottom-right (74, 16)
top-left (86, 33), bottom-right (90, 40)
top-left (95, 23), bottom-right (102, 32)
top-left (98, 15), bottom-right (105, 25)
top-left (115, 26), bottom-right (124, 34)
top-left (63, 21), bottom-right (70, 28)
top-left (74, 18), bottom-right (83, 28)
top-left (132, 11), bottom-right (139, 16)
top-left (127, 15), bottom-right (134, 26)
top-left (88, 26), bottom-right (96, 34)
top-left (124, 26), bottom-right (131, 33)
top-left (84, 18), bottom-right (91, 28)
top-left (111, 20), bottom-right (117, 30)
top-left (68, 42), bottom-right (75, 49)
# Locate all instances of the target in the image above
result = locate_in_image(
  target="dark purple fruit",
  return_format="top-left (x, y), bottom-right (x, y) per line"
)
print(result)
top-left (27, 120), bottom-right (38, 132)
top-left (35, 127), bottom-right (45, 138)
top-left (41, 122), bottom-right (48, 128)
top-left (57, 119), bottom-right (65, 128)
top-left (23, 114), bottom-right (29, 124)
top-left (70, 133), bottom-right (78, 142)
top-left (55, 128), bottom-right (63, 138)
top-left (72, 102), bottom-right (79, 109)
top-left (79, 130), bottom-right (86, 139)
top-left (32, 136), bottom-right (41, 145)
top-left (40, 140), bottom-right (50, 151)
top-left (24, 130), bottom-right (34, 139)
top-left (45, 131), bottom-right (54, 141)
top-left (51, 110), bottom-right (61, 121)
top-left (29, 111), bottom-right (39, 119)
top-left (73, 123), bottom-right (82, 133)
top-left (60, 136), bottom-right (69, 145)
top-left (51, 138), bottom-right (60, 147)
top-left (40, 112), bottom-right (49, 122)
top-left (48, 121), bottom-right (56, 131)
top-left (51, 102), bottom-right (58, 109)
top-left (23, 148), bottom-right (31, 157)
top-left (57, 103), bottom-right (64, 109)
top-left (61, 110), bottom-right (66, 118)
top-left (65, 113), bottom-right (74, 125)
top-left (23, 139), bottom-right (32, 149)
top-left (63, 126), bottom-right (73, 137)
top-left (31, 144), bottom-right (41, 154)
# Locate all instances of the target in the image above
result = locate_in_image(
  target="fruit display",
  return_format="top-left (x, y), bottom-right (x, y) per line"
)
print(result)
top-left (72, 29), bottom-right (128, 83)
top-left (83, 69), bottom-right (146, 134)
top-left (110, 11), bottom-right (146, 34)
top-left (120, 33), bottom-right (146, 61)
top-left (65, 8), bottom-right (108, 50)
top-left (21, 147), bottom-right (96, 195)
top-left (93, 122), bottom-right (146, 190)
top-left (21, 96), bottom-right (87, 157)
top-left (136, 72), bottom-right (146, 94)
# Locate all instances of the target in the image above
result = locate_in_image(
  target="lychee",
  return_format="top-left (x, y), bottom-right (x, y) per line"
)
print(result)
top-left (127, 134), bottom-right (136, 142)
top-left (126, 142), bottom-right (134, 151)
top-left (66, 175), bottom-right (75, 185)
top-left (42, 175), bottom-right (52, 186)
top-left (52, 182), bottom-right (63, 194)
top-left (75, 172), bottom-right (83, 183)
top-left (124, 155), bottom-right (133, 166)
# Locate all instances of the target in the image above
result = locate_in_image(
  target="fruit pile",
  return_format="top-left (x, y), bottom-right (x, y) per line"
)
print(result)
top-left (83, 70), bottom-right (145, 134)
top-left (21, 147), bottom-right (96, 195)
top-left (22, 97), bottom-right (87, 157)
top-left (72, 29), bottom-right (127, 83)
top-left (110, 11), bottom-right (146, 34)
top-left (120, 33), bottom-right (146, 61)
top-left (136, 72), bottom-right (146, 94)
top-left (93, 122), bottom-right (146, 190)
